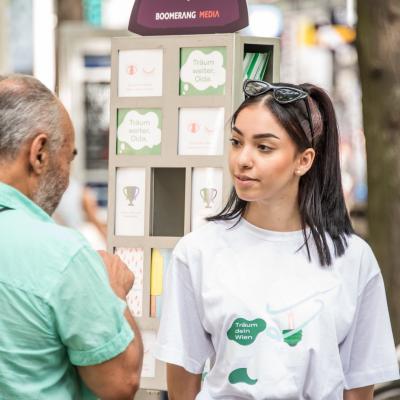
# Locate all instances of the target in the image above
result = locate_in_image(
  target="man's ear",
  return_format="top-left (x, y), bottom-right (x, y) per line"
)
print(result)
top-left (29, 133), bottom-right (50, 175)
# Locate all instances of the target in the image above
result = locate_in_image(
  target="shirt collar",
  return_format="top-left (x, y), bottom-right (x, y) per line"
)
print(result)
top-left (0, 182), bottom-right (54, 223)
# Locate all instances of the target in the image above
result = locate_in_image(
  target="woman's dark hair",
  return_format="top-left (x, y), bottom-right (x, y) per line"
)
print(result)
top-left (207, 82), bottom-right (354, 267)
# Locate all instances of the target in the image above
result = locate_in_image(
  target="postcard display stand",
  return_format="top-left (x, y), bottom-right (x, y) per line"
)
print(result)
top-left (107, 33), bottom-right (280, 390)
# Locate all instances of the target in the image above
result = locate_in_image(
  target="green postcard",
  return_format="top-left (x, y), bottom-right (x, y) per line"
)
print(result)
top-left (179, 47), bottom-right (227, 96)
top-left (117, 108), bottom-right (162, 155)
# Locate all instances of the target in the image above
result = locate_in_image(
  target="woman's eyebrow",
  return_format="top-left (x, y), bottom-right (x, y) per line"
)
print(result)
top-left (253, 133), bottom-right (280, 140)
top-left (232, 126), bottom-right (279, 140)
top-left (232, 126), bottom-right (243, 135)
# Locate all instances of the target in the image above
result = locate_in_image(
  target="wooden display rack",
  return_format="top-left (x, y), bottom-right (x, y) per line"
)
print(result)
top-left (107, 33), bottom-right (280, 391)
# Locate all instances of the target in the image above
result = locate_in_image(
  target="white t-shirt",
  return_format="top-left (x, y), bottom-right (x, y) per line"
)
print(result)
top-left (155, 218), bottom-right (399, 399)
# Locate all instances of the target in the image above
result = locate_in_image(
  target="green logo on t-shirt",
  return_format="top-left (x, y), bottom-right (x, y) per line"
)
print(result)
top-left (228, 368), bottom-right (258, 385)
top-left (282, 329), bottom-right (303, 347)
top-left (227, 318), bottom-right (266, 345)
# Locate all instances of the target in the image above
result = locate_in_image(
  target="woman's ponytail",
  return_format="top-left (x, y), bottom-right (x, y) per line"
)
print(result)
top-left (299, 84), bottom-right (353, 266)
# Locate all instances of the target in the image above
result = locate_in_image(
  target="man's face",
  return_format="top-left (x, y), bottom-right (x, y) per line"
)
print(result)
top-left (33, 105), bottom-right (76, 215)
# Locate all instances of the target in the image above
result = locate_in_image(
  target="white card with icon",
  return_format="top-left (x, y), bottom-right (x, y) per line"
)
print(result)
top-left (115, 168), bottom-right (146, 236)
top-left (178, 107), bottom-right (225, 155)
top-left (191, 168), bottom-right (223, 230)
top-left (118, 49), bottom-right (163, 97)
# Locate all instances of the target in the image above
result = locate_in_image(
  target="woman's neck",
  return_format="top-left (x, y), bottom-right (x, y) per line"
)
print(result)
top-left (244, 197), bottom-right (302, 232)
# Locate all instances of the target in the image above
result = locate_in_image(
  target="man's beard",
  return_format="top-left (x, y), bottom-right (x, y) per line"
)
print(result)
top-left (32, 165), bottom-right (68, 216)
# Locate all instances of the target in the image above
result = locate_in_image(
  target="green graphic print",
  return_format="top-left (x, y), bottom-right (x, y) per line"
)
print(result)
top-left (226, 317), bottom-right (304, 386)
top-left (116, 108), bottom-right (162, 155)
top-left (179, 47), bottom-right (227, 96)
top-left (227, 318), bottom-right (267, 345)
top-left (228, 368), bottom-right (258, 385)
top-left (282, 329), bottom-right (303, 347)
top-left (223, 289), bottom-right (332, 387)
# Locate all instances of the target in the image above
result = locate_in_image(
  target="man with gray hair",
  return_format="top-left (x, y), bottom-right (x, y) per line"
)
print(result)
top-left (0, 74), bottom-right (143, 399)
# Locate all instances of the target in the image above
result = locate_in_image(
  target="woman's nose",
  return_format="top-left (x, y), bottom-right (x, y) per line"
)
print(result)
top-left (237, 147), bottom-right (253, 169)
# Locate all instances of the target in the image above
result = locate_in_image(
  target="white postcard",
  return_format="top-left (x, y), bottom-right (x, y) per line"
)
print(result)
top-left (142, 330), bottom-right (157, 378)
top-left (118, 49), bottom-right (163, 97)
top-left (117, 108), bottom-right (162, 155)
top-left (178, 107), bottom-right (225, 155)
top-left (115, 168), bottom-right (146, 236)
top-left (114, 248), bottom-right (144, 317)
top-left (180, 47), bottom-right (227, 96)
top-left (191, 168), bottom-right (223, 230)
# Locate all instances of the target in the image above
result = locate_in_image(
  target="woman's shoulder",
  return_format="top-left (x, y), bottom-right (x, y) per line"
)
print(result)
top-left (174, 219), bottom-right (236, 258)
top-left (335, 233), bottom-right (381, 284)
top-left (344, 233), bottom-right (376, 260)
top-left (179, 220), bottom-right (230, 245)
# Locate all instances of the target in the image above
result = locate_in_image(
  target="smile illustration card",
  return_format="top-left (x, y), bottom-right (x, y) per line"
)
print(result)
top-left (118, 49), bottom-right (163, 97)
top-left (178, 107), bottom-right (225, 155)
top-left (117, 108), bottom-right (162, 155)
top-left (191, 168), bottom-right (223, 230)
top-left (115, 168), bottom-right (146, 236)
top-left (114, 247), bottom-right (144, 317)
top-left (180, 47), bottom-right (226, 96)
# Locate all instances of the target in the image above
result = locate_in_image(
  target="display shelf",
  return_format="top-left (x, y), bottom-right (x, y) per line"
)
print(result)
top-left (107, 33), bottom-right (280, 390)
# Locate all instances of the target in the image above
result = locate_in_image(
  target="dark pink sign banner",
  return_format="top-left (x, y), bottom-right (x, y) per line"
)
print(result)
top-left (128, 0), bottom-right (249, 35)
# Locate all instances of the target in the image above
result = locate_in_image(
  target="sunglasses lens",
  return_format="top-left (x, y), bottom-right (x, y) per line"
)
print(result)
top-left (274, 88), bottom-right (305, 103)
top-left (245, 80), bottom-right (271, 97)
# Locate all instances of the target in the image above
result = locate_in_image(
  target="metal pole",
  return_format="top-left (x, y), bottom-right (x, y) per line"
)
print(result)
top-left (0, 0), bottom-right (10, 73)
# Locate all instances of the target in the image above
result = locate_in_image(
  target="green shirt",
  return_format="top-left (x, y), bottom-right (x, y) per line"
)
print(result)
top-left (0, 183), bottom-right (134, 399)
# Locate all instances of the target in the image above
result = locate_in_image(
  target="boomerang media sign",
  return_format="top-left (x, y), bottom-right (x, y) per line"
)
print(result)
top-left (128, 0), bottom-right (249, 35)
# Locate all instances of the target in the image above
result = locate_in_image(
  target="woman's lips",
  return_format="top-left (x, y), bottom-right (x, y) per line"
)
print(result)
top-left (234, 175), bottom-right (258, 188)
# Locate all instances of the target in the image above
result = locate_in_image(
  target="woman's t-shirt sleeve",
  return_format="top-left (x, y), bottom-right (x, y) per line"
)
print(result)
top-left (48, 246), bottom-right (134, 366)
top-left (339, 247), bottom-right (399, 389)
top-left (155, 251), bottom-right (214, 374)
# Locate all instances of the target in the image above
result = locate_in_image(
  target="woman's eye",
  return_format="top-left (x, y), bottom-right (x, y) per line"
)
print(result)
top-left (258, 144), bottom-right (272, 152)
top-left (229, 138), bottom-right (240, 147)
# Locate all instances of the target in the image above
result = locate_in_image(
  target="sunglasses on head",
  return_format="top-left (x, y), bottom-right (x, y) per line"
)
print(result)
top-left (243, 79), bottom-right (308, 103)
top-left (242, 79), bottom-right (314, 145)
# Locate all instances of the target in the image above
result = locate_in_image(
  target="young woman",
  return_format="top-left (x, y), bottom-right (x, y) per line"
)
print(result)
top-left (155, 80), bottom-right (399, 399)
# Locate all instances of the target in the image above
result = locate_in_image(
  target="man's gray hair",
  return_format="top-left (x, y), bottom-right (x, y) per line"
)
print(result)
top-left (0, 74), bottom-right (63, 160)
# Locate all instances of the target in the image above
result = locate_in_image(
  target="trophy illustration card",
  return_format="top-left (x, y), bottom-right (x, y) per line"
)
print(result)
top-left (118, 49), bottom-right (163, 97)
top-left (180, 47), bottom-right (227, 96)
top-left (142, 330), bottom-right (157, 378)
top-left (191, 168), bottom-right (223, 230)
top-left (178, 107), bottom-right (225, 155)
top-left (115, 168), bottom-right (146, 236)
top-left (117, 108), bottom-right (162, 155)
top-left (114, 248), bottom-right (144, 317)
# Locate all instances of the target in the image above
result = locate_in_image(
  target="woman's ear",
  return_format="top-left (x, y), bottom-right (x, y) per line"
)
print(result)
top-left (29, 133), bottom-right (49, 175)
top-left (295, 148), bottom-right (315, 176)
